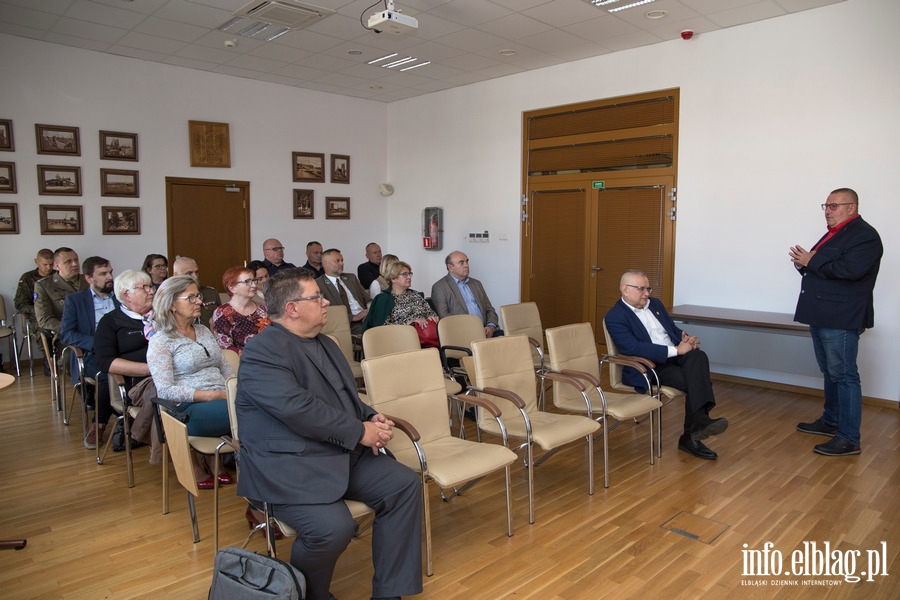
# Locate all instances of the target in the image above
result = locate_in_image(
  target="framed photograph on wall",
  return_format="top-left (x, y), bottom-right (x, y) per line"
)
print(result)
top-left (331, 154), bottom-right (350, 184)
top-left (40, 204), bottom-right (83, 235)
top-left (293, 189), bottom-right (314, 219)
top-left (38, 165), bottom-right (82, 196)
top-left (0, 162), bottom-right (16, 193)
top-left (189, 120), bottom-right (230, 168)
top-left (0, 203), bottom-right (18, 234)
top-left (100, 168), bottom-right (139, 197)
top-left (292, 151), bottom-right (325, 183)
top-left (0, 119), bottom-right (13, 151)
top-left (325, 196), bottom-right (350, 220)
top-left (99, 130), bottom-right (138, 161)
top-left (102, 206), bottom-right (141, 235)
top-left (35, 124), bottom-right (80, 156)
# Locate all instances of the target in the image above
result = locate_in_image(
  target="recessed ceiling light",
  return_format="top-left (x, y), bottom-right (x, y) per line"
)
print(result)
top-left (609, 0), bottom-right (656, 13)
top-left (498, 49), bottom-right (517, 56)
top-left (348, 50), bottom-right (362, 55)
top-left (645, 9), bottom-right (667, 19)
top-left (368, 53), bottom-right (398, 64)
top-left (369, 85), bottom-right (383, 90)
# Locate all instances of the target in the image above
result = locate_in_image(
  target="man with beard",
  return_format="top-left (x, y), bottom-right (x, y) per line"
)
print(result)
top-left (60, 256), bottom-right (119, 448)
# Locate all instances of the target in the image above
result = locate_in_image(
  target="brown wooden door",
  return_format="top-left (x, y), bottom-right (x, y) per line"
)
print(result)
top-left (524, 177), bottom-right (675, 344)
top-left (165, 177), bottom-right (250, 292)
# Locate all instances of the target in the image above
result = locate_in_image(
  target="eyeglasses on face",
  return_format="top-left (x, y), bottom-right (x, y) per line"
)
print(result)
top-left (131, 284), bottom-right (154, 293)
top-left (266, 246), bottom-right (285, 252)
top-left (151, 264), bottom-right (168, 270)
top-left (625, 284), bottom-right (653, 294)
top-left (820, 203), bottom-right (854, 211)
top-left (289, 294), bottom-right (327, 306)
top-left (177, 294), bottom-right (204, 304)
top-left (398, 271), bottom-right (413, 278)
top-left (236, 278), bottom-right (259, 286)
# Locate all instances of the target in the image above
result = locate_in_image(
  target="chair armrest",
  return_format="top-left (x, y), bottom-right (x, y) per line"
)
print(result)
top-left (543, 370), bottom-right (586, 392)
top-left (559, 369), bottom-right (601, 388)
top-left (476, 386), bottom-right (527, 409)
top-left (605, 353), bottom-right (654, 370)
top-left (439, 344), bottom-right (472, 371)
top-left (453, 394), bottom-right (503, 419)
top-left (382, 414), bottom-right (421, 443)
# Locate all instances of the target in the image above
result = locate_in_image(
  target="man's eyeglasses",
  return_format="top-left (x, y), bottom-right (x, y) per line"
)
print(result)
top-left (821, 203), bottom-right (854, 211)
top-left (236, 278), bottom-right (259, 286)
top-left (177, 294), bottom-right (204, 304)
top-left (398, 271), bottom-right (413, 277)
top-left (131, 284), bottom-right (154, 293)
top-left (289, 294), bottom-right (326, 306)
top-left (266, 246), bottom-right (285, 252)
top-left (625, 284), bottom-right (653, 294)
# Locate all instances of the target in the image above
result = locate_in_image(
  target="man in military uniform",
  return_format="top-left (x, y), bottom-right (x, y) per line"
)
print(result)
top-left (14, 249), bottom-right (55, 373)
top-left (172, 256), bottom-right (220, 328)
top-left (34, 247), bottom-right (88, 345)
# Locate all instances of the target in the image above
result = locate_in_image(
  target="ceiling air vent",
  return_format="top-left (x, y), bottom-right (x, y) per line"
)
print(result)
top-left (234, 0), bottom-right (335, 29)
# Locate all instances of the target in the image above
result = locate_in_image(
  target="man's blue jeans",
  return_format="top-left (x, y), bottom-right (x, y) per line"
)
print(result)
top-left (809, 326), bottom-right (864, 446)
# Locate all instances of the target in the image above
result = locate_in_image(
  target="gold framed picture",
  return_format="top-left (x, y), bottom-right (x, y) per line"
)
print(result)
top-left (189, 120), bottom-right (230, 168)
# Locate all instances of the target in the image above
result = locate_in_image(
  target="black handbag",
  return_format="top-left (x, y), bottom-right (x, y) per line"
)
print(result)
top-left (209, 546), bottom-right (306, 600)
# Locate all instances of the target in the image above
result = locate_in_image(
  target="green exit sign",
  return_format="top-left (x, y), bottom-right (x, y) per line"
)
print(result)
top-left (592, 181), bottom-right (605, 189)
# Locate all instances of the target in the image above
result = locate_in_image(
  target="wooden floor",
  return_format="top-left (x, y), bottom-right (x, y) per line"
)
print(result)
top-left (0, 372), bottom-right (898, 599)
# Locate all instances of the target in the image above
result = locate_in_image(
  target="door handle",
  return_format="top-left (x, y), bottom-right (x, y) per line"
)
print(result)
top-left (590, 265), bottom-right (602, 279)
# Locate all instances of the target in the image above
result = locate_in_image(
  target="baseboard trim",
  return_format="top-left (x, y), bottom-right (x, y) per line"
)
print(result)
top-left (710, 372), bottom-right (897, 409)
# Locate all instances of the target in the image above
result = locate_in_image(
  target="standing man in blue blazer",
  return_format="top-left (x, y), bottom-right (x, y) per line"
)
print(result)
top-left (790, 188), bottom-right (882, 457)
top-left (605, 270), bottom-right (728, 460)
top-left (60, 256), bottom-right (118, 449)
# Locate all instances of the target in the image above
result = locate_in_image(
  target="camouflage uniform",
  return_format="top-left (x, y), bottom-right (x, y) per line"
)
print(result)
top-left (14, 268), bottom-right (48, 344)
top-left (33, 272), bottom-right (88, 337)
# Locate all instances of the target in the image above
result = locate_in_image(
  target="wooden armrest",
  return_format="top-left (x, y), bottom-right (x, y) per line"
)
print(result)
top-left (383, 414), bottom-right (420, 443)
top-left (526, 337), bottom-right (541, 349)
top-left (559, 369), bottom-right (601, 388)
top-left (479, 387), bottom-right (527, 409)
top-left (65, 344), bottom-right (85, 359)
top-left (454, 394), bottom-right (503, 418)
top-left (543, 370), bottom-right (586, 392)
top-left (602, 354), bottom-right (649, 372)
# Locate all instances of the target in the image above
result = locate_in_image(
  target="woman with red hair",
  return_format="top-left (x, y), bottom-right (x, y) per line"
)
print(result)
top-left (212, 266), bottom-right (271, 354)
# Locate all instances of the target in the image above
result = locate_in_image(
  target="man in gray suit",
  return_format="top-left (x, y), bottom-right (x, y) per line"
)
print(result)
top-left (236, 268), bottom-right (422, 600)
top-left (431, 251), bottom-right (503, 337)
top-left (317, 248), bottom-right (370, 335)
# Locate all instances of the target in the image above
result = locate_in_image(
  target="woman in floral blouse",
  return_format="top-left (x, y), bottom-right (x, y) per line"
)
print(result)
top-left (212, 266), bottom-right (272, 354)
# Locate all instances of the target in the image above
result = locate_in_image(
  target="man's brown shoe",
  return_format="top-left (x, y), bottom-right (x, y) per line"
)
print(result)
top-left (83, 423), bottom-right (106, 449)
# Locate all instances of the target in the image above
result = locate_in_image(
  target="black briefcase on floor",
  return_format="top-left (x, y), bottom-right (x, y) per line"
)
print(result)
top-left (209, 546), bottom-right (306, 600)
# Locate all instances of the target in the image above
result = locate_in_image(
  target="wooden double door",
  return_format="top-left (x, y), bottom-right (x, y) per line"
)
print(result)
top-left (523, 176), bottom-right (676, 346)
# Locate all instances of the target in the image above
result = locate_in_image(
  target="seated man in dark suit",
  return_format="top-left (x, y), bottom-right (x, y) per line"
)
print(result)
top-left (236, 268), bottom-right (422, 600)
top-left (59, 256), bottom-right (118, 449)
top-left (604, 270), bottom-right (728, 460)
top-left (430, 251), bottom-right (502, 338)
top-left (317, 248), bottom-right (369, 335)
top-left (262, 238), bottom-right (296, 275)
top-left (302, 240), bottom-right (325, 278)
top-left (357, 242), bottom-right (382, 289)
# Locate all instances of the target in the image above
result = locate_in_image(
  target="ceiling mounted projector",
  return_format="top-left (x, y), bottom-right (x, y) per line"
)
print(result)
top-left (368, 1), bottom-right (417, 34)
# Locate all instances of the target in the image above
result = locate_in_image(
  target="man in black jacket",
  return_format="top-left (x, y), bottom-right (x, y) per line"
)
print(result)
top-left (790, 187), bottom-right (882, 457)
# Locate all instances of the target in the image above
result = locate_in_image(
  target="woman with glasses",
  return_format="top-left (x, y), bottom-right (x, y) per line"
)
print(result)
top-left (362, 261), bottom-right (439, 339)
top-left (141, 253), bottom-right (169, 290)
top-left (147, 275), bottom-right (235, 488)
top-left (368, 253), bottom-right (399, 300)
top-left (212, 266), bottom-right (272, 355)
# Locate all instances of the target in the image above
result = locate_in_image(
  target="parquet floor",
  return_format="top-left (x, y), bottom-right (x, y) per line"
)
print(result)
top-left (0, 372), bottom-right (897, 599)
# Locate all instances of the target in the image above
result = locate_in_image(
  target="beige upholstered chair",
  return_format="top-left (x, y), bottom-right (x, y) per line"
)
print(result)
top-left (0, 296), bottom-right (21, 377)
top-left (362, 324), bottom-right (462, 396)
top-left (322, 305), bottom-right (362, 379)
top-left (362, 347), bottom-right (517, 576)
top-left (221, 348), bottom-right (240, 374)
top-left (153, 398), bottom-right (235, 548)
top-left (601, 319), bottom-right (684, 408)
top-left (58, 345), bottom-right (94, 431)
top-left (97, 373), bottom-right (142, 488)
top-left (436, 314), bottom-right (485, 372)
top-left (545, 323), bottom-right (662, 488)
top-left (468, 335), bottom-right (601, 524)
top-left (499, 302), bottom-right (548, 372)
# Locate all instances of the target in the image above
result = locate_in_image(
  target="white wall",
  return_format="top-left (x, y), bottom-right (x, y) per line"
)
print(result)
top-left (386, 0), bottom-right (899, 401)
top-left (0, 33), bottom-right (389, 308)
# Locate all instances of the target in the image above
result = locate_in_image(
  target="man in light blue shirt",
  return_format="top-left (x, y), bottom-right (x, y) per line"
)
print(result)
top-left (431, 251), bottom-right (502, 338)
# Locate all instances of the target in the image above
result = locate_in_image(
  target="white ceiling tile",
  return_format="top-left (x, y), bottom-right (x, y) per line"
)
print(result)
top-left (174, 41), bottom-right (235, 63)
top-left (272, 63), bottom-right (328, 80)
top-left (51, 16), bottom-right (127, 43)
top-left (134, 16), bottom-right (209, 42)
top-left (155, 0), bottom-right (235, 28)
top-left (293, 52), bottom-right (357, 72)
top-left (491, 0), bottom-right (549, 11)
top-left (212, 63), bottom-right (267, 79)
top-left (0, 3), bottom-right (63, 29)
top-left (776, 0), bottom-right (844, 12)
top-left (441, 51), bottom-right (501, 71)
top-left (43, 30), bottom-right (113, 50)
top-left (706, 0), bottom-right (787, 28)
top-left (1, 0), bottom-right (73, 16)
top-left (0, 20), bottom-right (47, 39)
top-left (65, 0), bottom-right (147, 29)
top-left (162, 54), bottom-right (218, 70)
top-left (427, 0), bottom-right (511, 27)
top-left (248, 41), bottom-right (312, 62)
top-left (433, 26), bottom-right (505, 51)
top-left (117, 30), bottom-right (188, 53)
top-left (563, 14), bottom-right (638, 42)
top-left (273, 29), bottom-right (344, 53)
top-left (476, 12), bottom-right (553, 39)
top-left (523, 0), bottom-right (607, 28)
top-left (599, 29), bottom-right (665, 52)
top-left (88, 0), bottom-right (168, 15)
top-left (107, 44), bottom-right (169, 62)
top-left (226, 53), bottom-right (289, 72)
